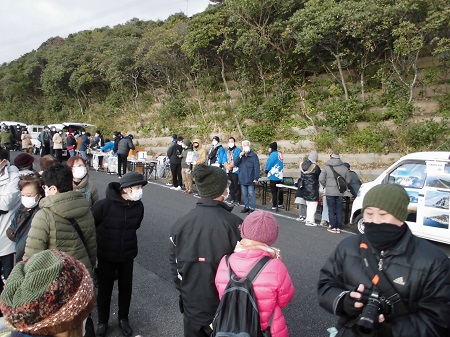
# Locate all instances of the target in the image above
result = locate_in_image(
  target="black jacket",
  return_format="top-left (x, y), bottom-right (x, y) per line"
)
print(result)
top-left (167, 143), bottom-right (183, 164)
top-left (295, 160), bottom-right (321, 201)
top-left (318, 227), bottom-right (450, 337)
top-left (91, 182), bottom-right (144, 262)
top-left (169, 199), bottom-right (242, 326)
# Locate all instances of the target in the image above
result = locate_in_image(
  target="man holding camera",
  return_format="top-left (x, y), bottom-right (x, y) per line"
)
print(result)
top-left (318, 183), bottom-right (450, 337)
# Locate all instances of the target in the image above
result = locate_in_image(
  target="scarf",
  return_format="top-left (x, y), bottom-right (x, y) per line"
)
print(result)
top-left (234, 239), bottom-right (281, 259)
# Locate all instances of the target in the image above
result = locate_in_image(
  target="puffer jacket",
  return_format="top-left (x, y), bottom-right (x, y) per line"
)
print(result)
top-left (319, 158), bottom-right (351, 196)
top-left (296, 160), bottom-right (321, 201)
top-left (24, 191), bottom-right (97, 274)
top-left (192, 139), bottom-right (207, 166)
top-left (318, 228), bottom-right (450, 337)
top-left (117, 136), bottom-right (135, 156)
top-left (215, 249), bottom-right (295, 337)
top-left (91, 182), bottom-right (144, 262)
top-left (9, 203), bottom-right (40, 262)
top-left (72, 175), bottom-right (99, 206)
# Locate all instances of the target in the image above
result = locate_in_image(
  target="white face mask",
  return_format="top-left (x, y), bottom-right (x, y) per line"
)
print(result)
top-left (72, 166), bottom-right (87, 179)
top-left (129, 188), bottom-right (143, 201)
top-left (243, 146), bottom-right (250, 153)
top-left (212, 140), bottom-right (218, 146)
top-left (21, 195), bottom-right (39, 209)
top-left (221, 187), bottom-right (230, 200)
top-left (228, 142), bottom-right (235, 148)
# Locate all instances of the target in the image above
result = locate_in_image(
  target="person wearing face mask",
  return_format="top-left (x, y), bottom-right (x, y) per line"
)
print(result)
top-left (170, 164), bottom-right (241, 337)
top-left (191, 139), bottom-right (207, 167)
top-left (265, 141), bottom-right (284, 210)
top-left (207, 136), bottom-right (225, 167)
top-left (7, 173), bottom-right (43, 263)
top-left (67, 155), bottom-right (99, 206)
top-left (219, 137), bottom-right (242, 205)
top-left (167, 136), bottom-right (184, 191)
top-left (52, 128), bottom-right (64, 162)
top-left (91, 171), bottom-right (146, 337)
top-left (234, 140), bottom-right (260, 213)
top-left (318, 183), bottom-right (450, 337)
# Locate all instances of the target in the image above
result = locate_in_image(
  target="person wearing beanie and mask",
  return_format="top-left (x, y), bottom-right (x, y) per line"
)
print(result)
top-left (0, 249), bottom-right (96, 337)
top-left (207, 136), bottom-right (225, 167)
top-left (215, 211), bottom-right (295, 337)
top-left (296, 151), bottom-right (321, 226)
top-left (219, 137), bottom-right (242, 205)
top-left (117, 134), bottom-right (135, 178)
top-left (234, 140), bottom-right (260, 213)
top-left (13, 153), bottom-right (36, 176)
top-left (91, 171), bottom-right (146, 337)
top-left (318, 183), bottom-right (450, 337)
top-left (265, 141), bottom-right (284, 210)
top-left (66, 156), bottom-right (99, 206)
top-left (169, 164), bottom-right (241, 337)
top-left (319, 152), bottom-right (351, 233)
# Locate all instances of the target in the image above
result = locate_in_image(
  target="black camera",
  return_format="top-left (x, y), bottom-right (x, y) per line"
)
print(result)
top-left (353, 289), bottom-right (382, 337)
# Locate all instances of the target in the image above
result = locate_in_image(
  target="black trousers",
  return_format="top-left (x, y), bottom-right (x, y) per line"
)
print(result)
top-left (228, 172), bottom-right (241, 202)
top-left (170, 163), bottom-right (182, 188)
top-left (54, 149), bottom-right (62, 162)
top-left (97, 257), bottom-right (134, 323)
top-left (183, 315), bottom-right (212, 337)
top-left (118, 154), bottom-right (128, 176)
top-left (269, 180), bottom-right (284, 207)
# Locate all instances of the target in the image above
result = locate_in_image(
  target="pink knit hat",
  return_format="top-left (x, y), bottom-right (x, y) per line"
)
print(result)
top-left (240, 211), bottom-right (279, 246)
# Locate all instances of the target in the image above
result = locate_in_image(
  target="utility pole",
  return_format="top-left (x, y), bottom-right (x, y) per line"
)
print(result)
top-left (185, 0), bottom-right (189, 16)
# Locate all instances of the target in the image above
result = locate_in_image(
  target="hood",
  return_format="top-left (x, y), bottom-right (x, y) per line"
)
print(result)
top-left (105, 182), bottom-right (133, 206)
top-left (301, 159), bottom-right (313, 171)
top-left (192, 139), bottom-right (203, 149)
top-left (325, 158), bottom-right (343, 167)
top-left (39, 191), bottom-right (91, 219)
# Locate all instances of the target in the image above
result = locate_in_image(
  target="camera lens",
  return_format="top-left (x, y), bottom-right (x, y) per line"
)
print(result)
top-left (354, 290), bottom-right (381, 337)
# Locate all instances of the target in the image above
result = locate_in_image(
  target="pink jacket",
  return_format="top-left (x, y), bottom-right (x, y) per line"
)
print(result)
top-left (215, 249), bottom-right (295, 337)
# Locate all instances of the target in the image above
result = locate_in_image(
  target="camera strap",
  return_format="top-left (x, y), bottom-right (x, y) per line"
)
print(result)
top-left (360, 237), bottom-right (410, 317)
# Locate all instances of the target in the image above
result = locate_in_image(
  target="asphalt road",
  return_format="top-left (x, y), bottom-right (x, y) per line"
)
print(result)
top-left (9, 152), bottom-right (450, 337)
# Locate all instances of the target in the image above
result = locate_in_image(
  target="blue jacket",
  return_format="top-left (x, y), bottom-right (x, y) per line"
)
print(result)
top-left (265, 151), bottom-right (284, 181)
top-left (101, 141), bottom-right (114, 152)
top-left (234, 151), bottom-right (260, 185)
top-left (219, 146), bottom-right (242, 174)
top-left (79, 134), bottom-right (90, 151)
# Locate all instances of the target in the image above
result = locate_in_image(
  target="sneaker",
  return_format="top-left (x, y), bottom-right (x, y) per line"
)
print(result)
top-left (327, 228), bottom-right (337, 233)
top-left (305, 222), bottom-right (317, 227)
top-left (234, 201), bottom-right (241, 206)
top-left (277, 205), bottom-right (284, 209)
top-left (271, 206), bottom-right (277, 210)
top-left (174, 186), bottom-right (182, 191)
top-left (297, 216), bottom-right (305, 221)
top-left (225, 199), bottom-right (235, 205)
top-left (320, 220), bottom-right (329, 227)
top-left (240, 208), bottom-right (250, 213)
top-left (295, 217), bottom-right (303, 222)
top-left (166, 183), bottom-right (173, 186)
top-left (249, 208), bottom-right (255, 213)
top-left (336, 228), bottom-right (341, 234)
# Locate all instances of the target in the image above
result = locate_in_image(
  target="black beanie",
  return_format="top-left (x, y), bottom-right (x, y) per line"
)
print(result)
top-left (269, 142), bottom-right (278, 151)
top-left (362, 184), bottom-right (410, 222)
top-left (193, 164), bottom-right (227, 199)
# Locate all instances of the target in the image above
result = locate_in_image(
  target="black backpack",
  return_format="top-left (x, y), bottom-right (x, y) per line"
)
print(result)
top-left (329, 165), bottom-right (348, 193)
top-left (211, 255), bottom-right (273, 337)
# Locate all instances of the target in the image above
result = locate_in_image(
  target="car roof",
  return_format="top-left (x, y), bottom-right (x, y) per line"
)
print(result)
top-left (47, 122), bottom-right (96, 130)
top-left (401, 152), bottom-right (450, 161)
top-left (1, 121), bottom-right (27, 127)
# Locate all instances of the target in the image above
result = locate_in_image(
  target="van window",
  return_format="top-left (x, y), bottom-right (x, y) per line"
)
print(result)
top-left (387, 161), bottom-right (427, 189)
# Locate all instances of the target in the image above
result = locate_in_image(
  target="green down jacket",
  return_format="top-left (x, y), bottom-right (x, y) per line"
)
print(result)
top-left (24, 191), bottom-right (97, 275)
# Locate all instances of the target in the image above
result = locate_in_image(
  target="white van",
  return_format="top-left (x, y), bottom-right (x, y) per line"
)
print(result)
top-left (350, 152), bottom-right (450, 245)
top-left (27, 125), bottom-right (45, 153)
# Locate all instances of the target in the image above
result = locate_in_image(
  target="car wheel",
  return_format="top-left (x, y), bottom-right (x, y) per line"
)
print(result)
top-left (354, 214), bottom-right (365, 234)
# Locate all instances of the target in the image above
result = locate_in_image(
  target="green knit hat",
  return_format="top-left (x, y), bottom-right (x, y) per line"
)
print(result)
top-left (362, 184), bottom-right (410, 222)
top-left (0, 250), bottom-right (95, 335)
top-left (193, 164), bottom-right (228, 199)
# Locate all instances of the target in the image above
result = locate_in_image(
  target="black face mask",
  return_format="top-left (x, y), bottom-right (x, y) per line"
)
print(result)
top-left (194, 145), bottom-right (199, 149)
top-left (364, 222), bottom-right (407, 251)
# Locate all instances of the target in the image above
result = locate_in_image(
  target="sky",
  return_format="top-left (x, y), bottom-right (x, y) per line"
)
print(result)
top-left (0, 0), bottom-right (212, 64)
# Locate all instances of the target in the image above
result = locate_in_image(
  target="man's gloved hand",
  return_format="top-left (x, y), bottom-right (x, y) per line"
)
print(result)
top-left (342, 284), bottom-right (365, 316)
top-left (178, 294), bottom-right (184, 314)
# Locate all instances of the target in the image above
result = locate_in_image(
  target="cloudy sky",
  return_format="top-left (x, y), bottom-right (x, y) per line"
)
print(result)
top-left (0, 0), bottom-right (211, 64)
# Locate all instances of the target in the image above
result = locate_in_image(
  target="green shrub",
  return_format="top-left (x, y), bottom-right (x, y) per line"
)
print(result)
top-left (438, 93), bottom-right (450, 118)
top-left (399, 119), bottom-right (449, 151)
top-left (313, 130), bottom-right (340, 152)
top-left (345, 125), bottom-right (396, 153)
top-left (245, 124), bottom-right (275, 145)
top-left (317, 99), bottom-right (363, 134)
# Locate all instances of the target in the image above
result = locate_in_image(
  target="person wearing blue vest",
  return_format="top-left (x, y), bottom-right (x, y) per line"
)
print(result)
top-left (265, 142), bottom-right (284, 210)
top-left (219, 137), bottom-right (242, 205)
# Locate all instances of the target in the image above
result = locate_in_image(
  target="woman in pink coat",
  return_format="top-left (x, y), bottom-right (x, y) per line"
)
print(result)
top-left (215, 211), bottom-right (295, 337)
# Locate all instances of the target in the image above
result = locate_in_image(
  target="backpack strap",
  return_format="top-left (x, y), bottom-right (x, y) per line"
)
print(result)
top-left (68, 218), bottom-right (86, 247)
top-left (225, 255), bottom-right (272, 283)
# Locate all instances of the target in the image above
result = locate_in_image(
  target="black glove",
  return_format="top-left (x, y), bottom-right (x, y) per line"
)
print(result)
top-left (178, 294), bottom-right (184, 314)
top-left (377, 322), bottom-right (393, 337)
top-left (342, 292), bottom-right (364, 317)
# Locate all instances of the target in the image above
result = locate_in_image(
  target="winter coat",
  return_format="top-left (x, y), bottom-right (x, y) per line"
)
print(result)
top-left (73, 175), bottom-right (99, 206)
top-left (215, 249), bottom-right (295, 337)
top-left (21, 133), bottom-right (32, 149)
top-left (295, 160), bottom-right (321, 201)
top-left (265, 151), bottom-right (284, 181)
top-left (234, 151), bottom-right (261, 185)
top-left (318, 227), bottom-right (450, 337)
top-left (117, 136), bottom-right (135, 156)
top-left (169, 199), bottom-right (241, 326)
top-left (219, 146), bottom-right (242, 174)
top-left (347, 171), bottom-right (362, 197)
top-left (66, 134), bottom-right (77, 150)
top-left (79, 134), bottom-right (90, 152)
top-left (207, 144), bottom-right (226, 166)
top-left (24, 191), bottom-right (97, 275)
top-left (319, 158), bottom-right (351, 196)
top-left (101, 141), bottom-right (114, 152)
top-left (8, 204), bottom-right (40, 262)
top-left (167, 143), bottom-right (183, 165)
top-left (192, 139), bottom-right (207, 166)
top-left (0, 130), bottom-right (12, 145)
top-left (181, 141), bottom-right (194, 169)
top-left (91, 182), bottom-right (144, 262)
top-left (113, 136), bottom-right (122, 153)
top-left (0, 165), bottom-right (21, 257)
top-left (52, 133), bottom-right (63, 150)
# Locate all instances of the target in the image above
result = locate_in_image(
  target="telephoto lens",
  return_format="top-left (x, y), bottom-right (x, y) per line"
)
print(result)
top-left (353, 289), bottom-right (382, 337)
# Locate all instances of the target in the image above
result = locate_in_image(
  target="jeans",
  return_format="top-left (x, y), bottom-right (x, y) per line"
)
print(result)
top-left (241, 184), bottom-right (256, 210)
top-left (69, 149), bottom-right (75, 158)
top-left (0, 253), bottom-right (15, 280)
top-left (321, 195), bottom-right (329, 222)
top-left (327, 196), bottom-right (343, 229)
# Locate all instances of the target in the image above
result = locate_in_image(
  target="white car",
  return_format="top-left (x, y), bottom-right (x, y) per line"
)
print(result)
top-left (350, 152), bottom-right (450, 245)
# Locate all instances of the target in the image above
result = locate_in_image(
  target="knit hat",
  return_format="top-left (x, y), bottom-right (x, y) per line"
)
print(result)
top-left (120, 171), bottom-right (148, 189)
top-left (172, 134), bottom-right (177, 140)
top-left (193, 164), bottom-right (227, 199)
top-left (269, 142), bottom-right (278, 151)
top-left (240, 211), bottom-right (279, 246)
top-left (330, 152), bottom-right (340, 159)
top-left (362, 184), bottom-right (410, 222)
top-left (14, 153), bottom-right (34, 169)
top-left (308, 151), bottom-right (318, 163)
top-left (0, 250), bottom-right (95, 336)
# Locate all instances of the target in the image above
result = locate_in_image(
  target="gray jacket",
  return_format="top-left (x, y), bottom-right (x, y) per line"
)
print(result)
top-left (117, 136), bottom-right (135, 156)
top-left (319, 158), bottom-right (351, 196)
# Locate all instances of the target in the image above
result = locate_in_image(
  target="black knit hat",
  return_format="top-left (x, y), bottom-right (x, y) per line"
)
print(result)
top-left (269, 142), bottom-right (277, 151)
top-left (120, 171), bottom-right (147, 189)
top-left (362, 184), bottom-right (410, 222)
top-left (193, 164), bottom-right (227, 199)
top-left (212, 136), bottom-right (220, 142)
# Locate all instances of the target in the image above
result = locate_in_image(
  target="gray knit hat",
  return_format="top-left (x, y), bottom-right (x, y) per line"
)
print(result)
top-left (362, 184), bottom-right (410, 222)
top-left (193, 164), bottom-right (227, 199)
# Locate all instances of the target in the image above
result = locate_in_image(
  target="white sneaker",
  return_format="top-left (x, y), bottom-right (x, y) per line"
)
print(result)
top-left (277, 205), bottom-right (284, 209)
top-left (166, 183), bottom-right (173, 186)
top-left (297, 216), bottom-right (305, 221)
top-left (174, 186), bottom-right (182, 191)
top-left (305, 222), bottom-right (317, 227)
top-left (271, 206), bottom-right (277, 210)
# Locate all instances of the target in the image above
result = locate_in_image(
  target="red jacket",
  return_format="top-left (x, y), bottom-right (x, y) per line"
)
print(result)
top-left (215, 249), bottom-right (295, 337)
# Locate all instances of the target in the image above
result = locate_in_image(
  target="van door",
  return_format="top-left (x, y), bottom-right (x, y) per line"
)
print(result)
top-left (415, 161), bottom-right (450, 244)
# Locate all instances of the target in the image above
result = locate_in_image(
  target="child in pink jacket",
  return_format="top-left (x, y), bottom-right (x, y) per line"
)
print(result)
top-left (215, 211), bottom-right (295, 337)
